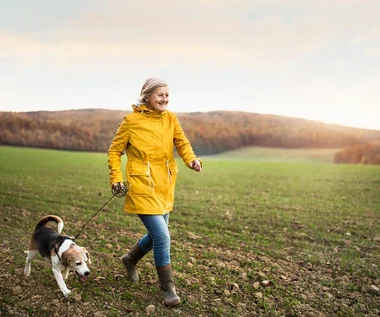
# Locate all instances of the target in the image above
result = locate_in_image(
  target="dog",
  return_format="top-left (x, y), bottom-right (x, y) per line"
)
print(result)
top-left (24, 215), bottom-right (91, 297)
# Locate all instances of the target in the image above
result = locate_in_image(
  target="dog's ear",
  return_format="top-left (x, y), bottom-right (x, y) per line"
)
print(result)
top-left (82, 247), bottom-right (91, 265)
top-left (61, 250), bottom-right (69, 267)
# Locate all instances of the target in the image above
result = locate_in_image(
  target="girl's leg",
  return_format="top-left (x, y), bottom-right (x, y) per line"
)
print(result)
top-left (138, 213), bottom-right (170, 267)
top-left (121, 214), bottom-right (169, 282)
top-left (138, 213), bottom-right (180, 306)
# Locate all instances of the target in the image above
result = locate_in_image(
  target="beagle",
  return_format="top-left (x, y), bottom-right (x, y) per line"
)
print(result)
top-left (24, 215), bottom-right (91, 297)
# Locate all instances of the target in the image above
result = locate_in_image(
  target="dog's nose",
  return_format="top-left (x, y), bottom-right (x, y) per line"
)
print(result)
top-left (85, 271), bottom-right (90, 276)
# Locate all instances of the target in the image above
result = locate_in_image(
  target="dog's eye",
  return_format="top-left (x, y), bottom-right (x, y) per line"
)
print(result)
top-left (75, 261), bottom-right (82, 265)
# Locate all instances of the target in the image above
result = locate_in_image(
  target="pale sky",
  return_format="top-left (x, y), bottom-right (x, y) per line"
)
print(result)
top-left (1, 0), bottom-right (380, 130)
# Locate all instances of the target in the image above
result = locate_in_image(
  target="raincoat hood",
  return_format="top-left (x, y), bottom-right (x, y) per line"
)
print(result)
top-left (132, 103), bottom-right (167, 117)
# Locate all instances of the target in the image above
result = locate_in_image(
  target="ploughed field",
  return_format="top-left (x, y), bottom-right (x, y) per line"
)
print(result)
top-left (0, 146), bottom-right (379, 316)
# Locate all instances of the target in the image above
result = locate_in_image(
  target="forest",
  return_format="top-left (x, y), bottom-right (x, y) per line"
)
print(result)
top-left (1, 109), bottom-right (380, 164)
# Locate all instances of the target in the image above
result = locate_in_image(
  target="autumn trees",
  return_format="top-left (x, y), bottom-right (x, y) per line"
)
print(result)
top-left (1, 109), bottom-right (380, 165)
top-left (334, 141), bottom-right (380, 164)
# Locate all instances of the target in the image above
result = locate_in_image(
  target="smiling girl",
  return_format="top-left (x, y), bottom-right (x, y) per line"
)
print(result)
top-left (107, 77), bottom-right (202, 306)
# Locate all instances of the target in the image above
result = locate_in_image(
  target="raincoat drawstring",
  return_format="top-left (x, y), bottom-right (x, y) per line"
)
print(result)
top-left (166, 160), bottom-right (172, 183)
top-left (147, 162), bottom-right (156, 190)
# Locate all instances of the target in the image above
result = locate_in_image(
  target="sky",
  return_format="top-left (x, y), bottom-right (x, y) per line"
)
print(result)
top-left (1, 0), bottom-right (380, 130)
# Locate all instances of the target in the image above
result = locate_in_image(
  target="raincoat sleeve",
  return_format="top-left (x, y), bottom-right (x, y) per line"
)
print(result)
top-left (173, 116), bottom-right (202, 168)
top-left (107, 117), bottom-right (130, 185)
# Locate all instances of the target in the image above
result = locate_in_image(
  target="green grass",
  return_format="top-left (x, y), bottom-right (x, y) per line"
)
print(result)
top-left (0, 145), bottom-right (379, 316)
top-left (203, 146), bottom-right (338, 163)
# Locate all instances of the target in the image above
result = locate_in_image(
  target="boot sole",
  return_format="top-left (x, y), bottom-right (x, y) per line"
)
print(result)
top-left (163, 299), bottom-right (181, 307)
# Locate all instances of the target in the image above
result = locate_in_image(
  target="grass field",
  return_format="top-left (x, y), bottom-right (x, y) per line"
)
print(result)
top-left (202, 146), bottom-right (338, 163)
top-left (0, 145), bottom-right (379, 316)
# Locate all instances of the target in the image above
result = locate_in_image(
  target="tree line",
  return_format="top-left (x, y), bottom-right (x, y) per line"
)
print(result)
top-left (334, 141), bottom-right (380, 165)
top-left (1, 109), bottom-right (380, 164)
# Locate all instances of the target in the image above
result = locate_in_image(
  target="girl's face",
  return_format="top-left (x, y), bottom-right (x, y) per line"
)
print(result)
top-left (147, 86), bottom-right (169, 113)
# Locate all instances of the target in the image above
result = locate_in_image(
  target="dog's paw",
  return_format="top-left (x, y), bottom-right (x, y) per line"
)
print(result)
top-left (24, 267), bottom-right (30, 277)
top-left (62, 289), bottom-right (71, 297)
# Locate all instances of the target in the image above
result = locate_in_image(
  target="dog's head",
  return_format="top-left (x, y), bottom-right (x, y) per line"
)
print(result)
top-left (62, 245), bottom-right (91, 281)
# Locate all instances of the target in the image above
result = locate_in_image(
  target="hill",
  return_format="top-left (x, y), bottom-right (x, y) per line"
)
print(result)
top-left (1, 109), bottom-right (380, 155)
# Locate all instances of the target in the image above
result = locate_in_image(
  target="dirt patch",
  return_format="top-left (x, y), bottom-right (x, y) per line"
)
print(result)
top-left (2, 234), bottom-right (379, 316)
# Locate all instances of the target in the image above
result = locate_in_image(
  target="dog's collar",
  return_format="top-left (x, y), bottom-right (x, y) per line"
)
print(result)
top-left (54, 236), bottom-right (73, 261)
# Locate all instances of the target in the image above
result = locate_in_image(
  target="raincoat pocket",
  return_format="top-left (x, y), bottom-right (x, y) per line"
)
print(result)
top-left (165, 160), bottom-right (178, 183)
top-left (127, 166), bottom-right (151, 196)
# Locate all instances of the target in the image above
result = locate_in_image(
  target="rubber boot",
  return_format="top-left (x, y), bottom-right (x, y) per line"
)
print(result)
top-left (121, 243), bottom-right (148, 282)
top-left (156, 264), bottom-right (181, 306)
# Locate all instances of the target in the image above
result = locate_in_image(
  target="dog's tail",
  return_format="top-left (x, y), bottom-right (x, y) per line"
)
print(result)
top-left (35, 215), bottom-right (64, 233)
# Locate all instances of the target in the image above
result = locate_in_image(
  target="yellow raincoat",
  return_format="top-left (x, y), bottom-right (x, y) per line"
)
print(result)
top-left (107, 104), bottom-right (201, 215)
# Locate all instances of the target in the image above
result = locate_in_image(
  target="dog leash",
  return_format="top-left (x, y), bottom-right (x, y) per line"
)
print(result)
top-left (73, 183), bottom-right (127, 240)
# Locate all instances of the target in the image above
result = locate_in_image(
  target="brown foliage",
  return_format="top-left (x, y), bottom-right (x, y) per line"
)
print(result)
top-left (334, 141), bottom-right (380, 165)
top-left (1, 109), bottom-right (380, 156)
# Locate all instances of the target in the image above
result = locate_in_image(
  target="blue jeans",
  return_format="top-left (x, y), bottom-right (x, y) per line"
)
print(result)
top-left (137, 213), bottom-right (170, 267)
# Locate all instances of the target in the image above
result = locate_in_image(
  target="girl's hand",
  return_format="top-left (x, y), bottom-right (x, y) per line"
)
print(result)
top-left (189, 160), bottom-right (202, 172)
top-left (111, 182), bottom-right (127, 197)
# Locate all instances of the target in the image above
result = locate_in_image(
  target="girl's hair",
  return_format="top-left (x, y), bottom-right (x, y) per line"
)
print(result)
top-left (138, 77), bottom-right (168, 103)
